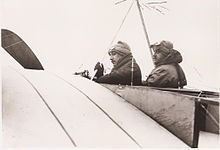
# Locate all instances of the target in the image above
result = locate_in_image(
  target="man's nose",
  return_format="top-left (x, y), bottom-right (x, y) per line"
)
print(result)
top-left (110, 55), bottom-right (113, 60)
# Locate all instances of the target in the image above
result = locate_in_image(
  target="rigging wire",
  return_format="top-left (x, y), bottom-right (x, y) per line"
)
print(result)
top-left (141, 1), bottom-right (168, 15)
top-left (184, 63), bottom-right (219, 91)
top-left (200, 103), bottom-right (219, 129)
top-left (197, 92), bottom-right (219, 129)
top-left (90, 0), bottom-right (134, 81)
top-left (110, 0), bottom-right (135, 47)
top-left (100, 0), bottom-right (135, 62)
top-left (115, 0), bottom-right (129, 5)
top-left (77, 0), bottom-right (134, 77)
top-left (145, 1), bottom-right (167, 5)
top-left (147, 5), bottom-right (165, 14)
top-left (135, 0), bottom-right (154, 64)
top-left (157, 5), bottom-right (169, 11)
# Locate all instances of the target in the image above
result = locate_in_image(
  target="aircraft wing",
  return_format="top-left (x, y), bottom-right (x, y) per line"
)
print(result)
top-left (1, 51), bottom-right (187, 148)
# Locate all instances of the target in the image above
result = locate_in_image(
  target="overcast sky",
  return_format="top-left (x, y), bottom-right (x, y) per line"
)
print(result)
top-left (1, 0), bottom-right (220, 91)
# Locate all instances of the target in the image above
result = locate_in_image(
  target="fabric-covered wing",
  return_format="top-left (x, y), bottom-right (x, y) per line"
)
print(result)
top-left (1, 29), bottom-right (44, 70)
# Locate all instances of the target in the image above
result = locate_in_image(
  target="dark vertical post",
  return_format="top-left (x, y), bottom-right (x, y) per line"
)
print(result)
top-left (135, 0), bottom-right (154, 63)
top-left (192, 101), bottom-right (200, 148)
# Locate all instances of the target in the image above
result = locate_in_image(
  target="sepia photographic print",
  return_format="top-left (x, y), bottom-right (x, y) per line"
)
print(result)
top-left (1, 0), bottom-right (219, 148)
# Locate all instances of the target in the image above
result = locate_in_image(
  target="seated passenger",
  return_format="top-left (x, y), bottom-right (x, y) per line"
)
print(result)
top-left (144, 40), bottom-right (187, 88)
top-left (93, 41), bottom-right (142, 85)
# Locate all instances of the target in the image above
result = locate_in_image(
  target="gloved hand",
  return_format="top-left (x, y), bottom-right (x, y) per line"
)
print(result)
top-left (81, 70), bottom-right (91, 79)
top-left (94, 62), bottom-right (104, 79)
top-left (74, 70), bottom-right (91, 79)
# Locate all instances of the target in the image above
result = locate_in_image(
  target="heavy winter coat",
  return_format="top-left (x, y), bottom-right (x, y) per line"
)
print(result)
top-left (96, 54), bottom-right (142, 85)
top-left (146, 49), bottom-right (187, 88)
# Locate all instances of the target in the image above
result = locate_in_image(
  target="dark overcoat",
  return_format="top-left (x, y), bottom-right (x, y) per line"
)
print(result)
top-left (96, 54), bottom-right (142, 85)
top-left (146, 49), bottom-right (187, 88)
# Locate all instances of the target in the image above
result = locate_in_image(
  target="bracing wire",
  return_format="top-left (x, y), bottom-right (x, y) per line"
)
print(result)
top-left (110, 0), bottom-right (135, 46)
top-left (141, 2), bottom-right (168, 15)
top-left (136, 0), bottom-right (154, 63)
top-left (100, 0), bottom-right (135, 62)
top-left (90, 0), bottom-right (134, 80)
top-left (145, 1), bottom-right (167, 5)
top-left (200, 104), bottom-right (219, 128)
top-left (185, 65), bottom-right (219, 91)
top-left (197, 92), bottom-right (219, 129)
top-left (115, 0), bottom-right (129, 5)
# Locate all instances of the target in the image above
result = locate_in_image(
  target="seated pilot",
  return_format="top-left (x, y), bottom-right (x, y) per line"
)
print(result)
top-left (144, 40), bottom-right (187, 88)
top-left (93, 41), bottom-right (142, 86)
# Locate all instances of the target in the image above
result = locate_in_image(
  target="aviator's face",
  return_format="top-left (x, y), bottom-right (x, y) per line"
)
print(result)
top-left (153, 50), bottom-right (165, 65)
top-left (109, 52), bottom-right (122, 67)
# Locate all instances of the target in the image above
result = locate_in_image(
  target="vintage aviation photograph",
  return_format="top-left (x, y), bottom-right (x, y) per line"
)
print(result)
top-left (1, 0), bottom-right (219, 148)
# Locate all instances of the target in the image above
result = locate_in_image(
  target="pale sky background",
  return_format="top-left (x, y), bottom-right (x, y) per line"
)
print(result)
top-left (1, 0), bottom-right (220, 91)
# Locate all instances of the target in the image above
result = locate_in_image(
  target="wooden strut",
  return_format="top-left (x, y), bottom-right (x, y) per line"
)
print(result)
top-left (135, 0), bottom-right (154, 64)
top-left (94, 0), bottom-right (154, 82)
